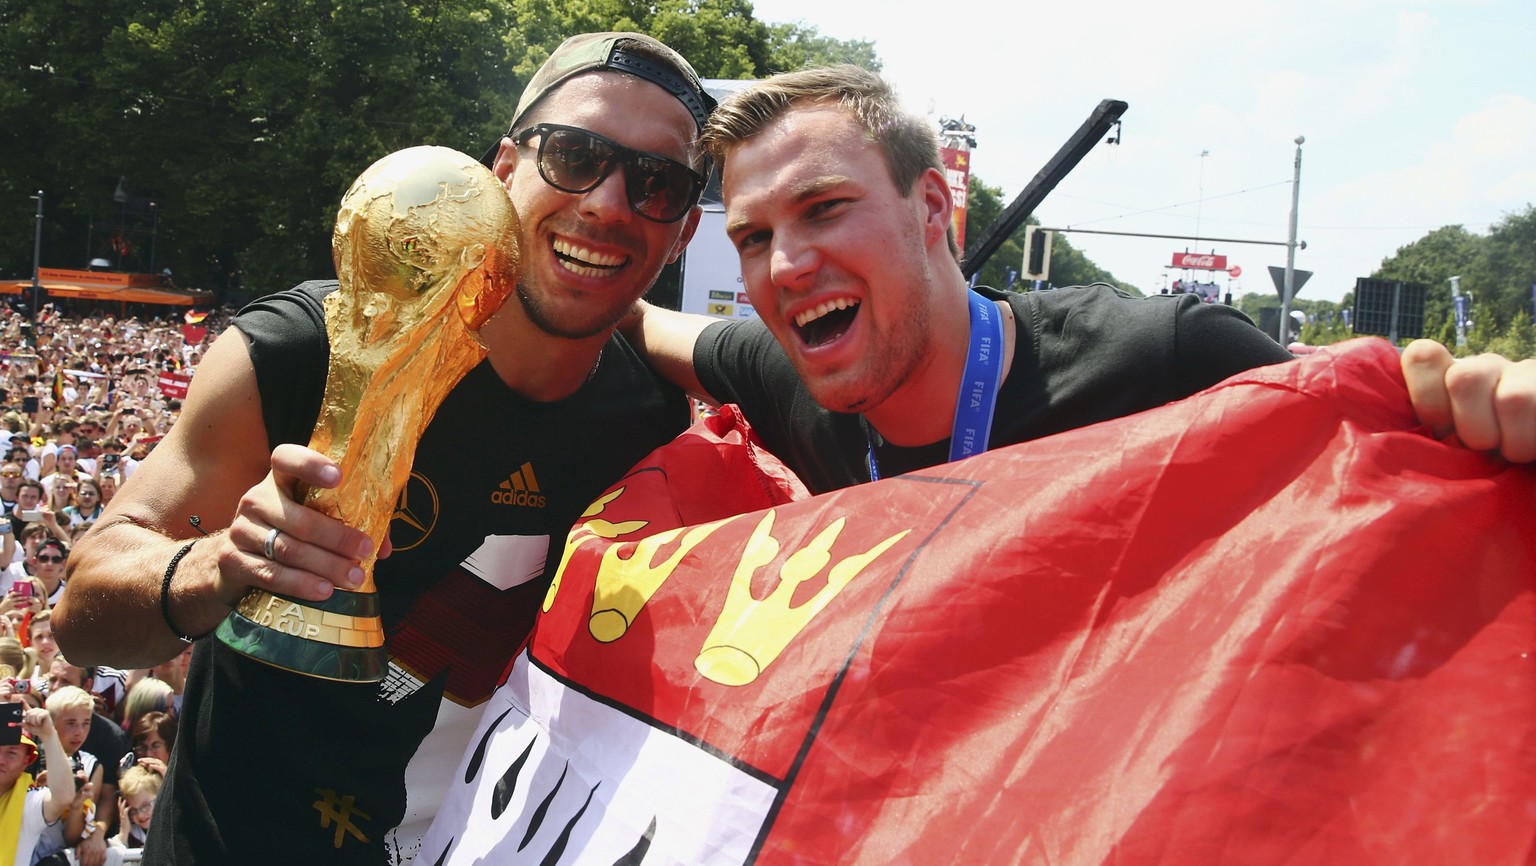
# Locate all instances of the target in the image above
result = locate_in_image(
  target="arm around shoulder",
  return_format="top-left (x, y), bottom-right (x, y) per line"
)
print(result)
top-left (621, 300), bottom-right (718, 402)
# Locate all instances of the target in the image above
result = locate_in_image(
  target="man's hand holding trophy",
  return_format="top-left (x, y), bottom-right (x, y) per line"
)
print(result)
top-left (216, 146), bottom-right (519, 681)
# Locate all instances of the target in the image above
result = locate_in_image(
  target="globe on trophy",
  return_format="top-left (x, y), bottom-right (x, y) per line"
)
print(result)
top-left (215, 145), bottom-right (519, 681)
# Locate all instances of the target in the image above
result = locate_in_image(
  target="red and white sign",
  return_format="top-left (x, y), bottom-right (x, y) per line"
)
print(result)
top-left (941, 147), bottom-right (971, 251)
top-left (158, 371), bottom-right (191, 399)
top-left (1170, 252), bottom-right (1229, 270)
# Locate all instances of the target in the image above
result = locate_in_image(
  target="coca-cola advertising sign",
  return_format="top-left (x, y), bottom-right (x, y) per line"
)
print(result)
top-left (1170, 252), bottom-right (1229, 270)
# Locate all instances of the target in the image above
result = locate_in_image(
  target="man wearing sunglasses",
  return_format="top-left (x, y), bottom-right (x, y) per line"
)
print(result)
top-left (57, 32), bottom-right (710, 865)
top-left (0, 462), bottom-right (21, 518)
top-left (30, 539), bottom-right (67, 606)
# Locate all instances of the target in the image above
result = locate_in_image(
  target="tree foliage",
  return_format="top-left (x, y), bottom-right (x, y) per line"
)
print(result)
top-left (0, 0), bottom-right (880, 299)
top-left (1332, 206), bottom-right (1536, 358)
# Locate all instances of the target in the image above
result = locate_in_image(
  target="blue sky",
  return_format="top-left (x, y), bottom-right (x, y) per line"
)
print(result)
top-left (748, 0), bottom-right (1536, 303)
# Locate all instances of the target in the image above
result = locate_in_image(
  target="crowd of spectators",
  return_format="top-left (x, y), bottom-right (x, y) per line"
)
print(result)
top-left (0, 300), bottom-right (229, 864)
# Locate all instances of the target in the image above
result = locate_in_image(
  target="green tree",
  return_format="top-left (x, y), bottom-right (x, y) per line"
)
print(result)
top-left (1372, 224), bottom-right (1481, 348)
top-left (762, 20), bottom-right (879, 73)
top-left (1, 0), bottom-right (521, 297)
top-left (1482, 309), bottom-right (1536, 361)
top-left (0, 0), bottom-right (875, 300)
top-left (1466, 206), bottom-right (1536, 339)
top-left (1368, 206), bottom-right (1536, 355)
top-left (1235, 293), bottom-right (1350, 343)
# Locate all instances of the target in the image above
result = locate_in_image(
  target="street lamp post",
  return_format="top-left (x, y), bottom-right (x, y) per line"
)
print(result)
top-left (1278, 137), bottom-right (1304, 344)
top-left (149, 201), bottom-right (159, 273)
top-left (1450, 275), bottom-right (1468, 348)
top-left (28, 190), bottom-right (44, 349)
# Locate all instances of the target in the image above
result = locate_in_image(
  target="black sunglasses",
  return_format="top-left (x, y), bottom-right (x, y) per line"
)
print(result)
top-left (512, 124), bottom-right (705, 224)
top-left (36, 554), bottom-right (65, 563)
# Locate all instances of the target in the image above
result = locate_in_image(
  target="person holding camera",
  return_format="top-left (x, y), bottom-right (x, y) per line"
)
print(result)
top-left (103, 409), bottom-right (153, 454)
top-left (12, 482), bottom-right (69, 548)
top-left (0, 703), bottom-right (75, 865)
top-left (0, 575), bottom-right (40, 633)
top-left (92, 440), bottom-right (133, 484)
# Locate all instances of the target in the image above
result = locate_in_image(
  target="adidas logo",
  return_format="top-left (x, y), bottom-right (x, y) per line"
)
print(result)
top-left (493, 462), bottom-right (547, 508)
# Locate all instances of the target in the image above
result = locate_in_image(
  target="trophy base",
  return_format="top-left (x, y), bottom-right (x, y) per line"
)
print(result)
top-left (215, 588), bottom-right (387, 683)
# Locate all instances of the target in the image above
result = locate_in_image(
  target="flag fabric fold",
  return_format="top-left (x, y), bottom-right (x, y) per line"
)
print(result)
top-left (422, 338), bottom-right (1536, 866)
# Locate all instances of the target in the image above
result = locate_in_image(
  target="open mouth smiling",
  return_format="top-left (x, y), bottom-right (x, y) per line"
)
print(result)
top-left (793, 297), bottom-right (860, 348)
top-left (553, 237), bottom-right (628, 278)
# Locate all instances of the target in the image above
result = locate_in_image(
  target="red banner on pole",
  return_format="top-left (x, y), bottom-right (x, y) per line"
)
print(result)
top-left (941, 146), bottom-right (971, 251)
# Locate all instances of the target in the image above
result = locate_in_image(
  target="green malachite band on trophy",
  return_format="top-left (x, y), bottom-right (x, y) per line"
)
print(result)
top-left (216, 606), bottom-right (387, 683)
top-left (268, 586), bottom-right (381, 617)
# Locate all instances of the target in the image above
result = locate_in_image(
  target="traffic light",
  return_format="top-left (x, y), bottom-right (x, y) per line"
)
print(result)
top-left (1023, 227), bottom-right (1053, 281)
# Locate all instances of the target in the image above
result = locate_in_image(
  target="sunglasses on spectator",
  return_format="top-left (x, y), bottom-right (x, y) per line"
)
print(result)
top-left (512, 124), bottom-right (705, 224)
top-left (36, 554), bottom-right (65, 563)
top-left (0, 470), bottom-right (20, 478)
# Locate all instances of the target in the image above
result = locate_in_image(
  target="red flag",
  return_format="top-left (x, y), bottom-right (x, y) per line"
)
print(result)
top-left (422, 339), bottom-right (1536, 866)
top-left (157, 371), bottom-right (191, 399)
top-left (51, 367), bottom-right (65, 405)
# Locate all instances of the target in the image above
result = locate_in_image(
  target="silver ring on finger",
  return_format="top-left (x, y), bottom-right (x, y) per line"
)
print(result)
top-left (263, 527), bottom-right (281, 561)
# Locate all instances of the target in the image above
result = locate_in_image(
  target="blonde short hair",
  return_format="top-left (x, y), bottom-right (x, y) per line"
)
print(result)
top-left (46, 683), bottom-right (94, 716)
top-left (118, 764), bottom-right (164, 799)
top-left (700, 65), bottom-right (959, 261)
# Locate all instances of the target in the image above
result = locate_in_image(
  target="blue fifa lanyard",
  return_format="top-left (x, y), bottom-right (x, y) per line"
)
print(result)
top-left (866, 290), bottom-right (1004, 481)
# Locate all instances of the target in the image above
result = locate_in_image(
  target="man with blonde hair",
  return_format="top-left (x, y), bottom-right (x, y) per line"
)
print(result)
top-left (629, 64), bottom-right (1535, 491)
top-left (37, 684), bottom-right (106, 865)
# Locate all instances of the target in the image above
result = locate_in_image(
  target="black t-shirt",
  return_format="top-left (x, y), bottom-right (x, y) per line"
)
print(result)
top-left (695, 284), bottom-right (1294, 494)
top-left (149, 282), bottom-right (689, 865)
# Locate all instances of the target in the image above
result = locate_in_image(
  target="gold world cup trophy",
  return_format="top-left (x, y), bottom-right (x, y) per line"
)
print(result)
top-left (215, 146), bottom-right (519, 682)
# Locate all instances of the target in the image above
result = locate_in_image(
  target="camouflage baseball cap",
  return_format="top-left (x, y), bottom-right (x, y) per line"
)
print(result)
top-left (479, 32), bottom-right (716, 167)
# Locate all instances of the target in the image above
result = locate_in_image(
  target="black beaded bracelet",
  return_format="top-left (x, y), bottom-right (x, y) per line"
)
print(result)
top-left (161, 540), bottom-right (201, 644)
